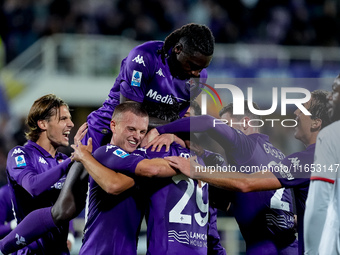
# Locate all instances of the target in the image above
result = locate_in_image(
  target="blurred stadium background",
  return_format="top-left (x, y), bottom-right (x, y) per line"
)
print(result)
top-left (0, 0), bottom-right (340, 254)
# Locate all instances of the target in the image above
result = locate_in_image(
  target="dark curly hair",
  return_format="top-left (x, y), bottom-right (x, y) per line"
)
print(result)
top-left (309, 90), bottom-right (331, 129)
top-left (158, 23), bottom-right (215, 61)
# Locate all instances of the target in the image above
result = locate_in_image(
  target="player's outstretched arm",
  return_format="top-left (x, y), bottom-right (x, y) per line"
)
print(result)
top-left (135, 158), bottom-right (178, 178)
top-left (71, 138), bottom-right (134, 195)
top-left (8, 152), bottom-right (72, 197)
top-left (8, 122), bottom-right (88, 197)
top-left (165, 156), bottom-right (282, 192)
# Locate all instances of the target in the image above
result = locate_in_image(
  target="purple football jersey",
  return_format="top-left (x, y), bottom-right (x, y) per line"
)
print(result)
top-left (79, 144), bottom-right (145, 255)
top-left (138, 144), bottom-right (211, 255)
top-left (272, 144), bottom-right (315, 255)
top-left (83, 41), bottom-right (207, 150)
top-left (6, 140), bottom-right (70, 255)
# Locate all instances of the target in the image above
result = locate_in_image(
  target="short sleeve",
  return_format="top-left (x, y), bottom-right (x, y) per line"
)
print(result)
top-left (272, 153), bottom-right (311, 188)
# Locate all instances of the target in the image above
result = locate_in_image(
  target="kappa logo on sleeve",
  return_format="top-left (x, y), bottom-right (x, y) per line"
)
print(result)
top-left (113, 149), bottom-right (129, 158)
top-left (15, 155), bottom-right (26, 167)
top-left (106, 144), bottom-right (117, 152)
top-left (131, 70), bottom-right (142, 87)
top-left (11, 148), bottom-right (25, 157)
top-left (132, 55), bottom-right (146, 66)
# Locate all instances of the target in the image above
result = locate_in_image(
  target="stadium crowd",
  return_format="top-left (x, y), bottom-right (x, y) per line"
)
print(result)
top-left (0, 0), bottom-right (340, 63)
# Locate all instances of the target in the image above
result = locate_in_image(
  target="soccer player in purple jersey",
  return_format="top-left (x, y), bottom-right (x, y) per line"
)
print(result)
top-left (0, 23), bottom-right (215, 254)
top-left (62, 22), bottom-right (215, 226)
top-left (70, 102), bottom-right (224, 254)
top-left (0, 94), bottom-right (87, 255)
top-left (145, 101), bottom-right (299, 255)
top-left (70, 102), bottom-right (180, 254)
top-left (86, 22), bottom-right (214, 149)
top-left (164, 91), bottom-right (331, 255)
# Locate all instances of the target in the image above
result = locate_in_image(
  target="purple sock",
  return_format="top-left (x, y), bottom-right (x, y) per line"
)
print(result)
top-left (0, 206), bottom-right (57, 255)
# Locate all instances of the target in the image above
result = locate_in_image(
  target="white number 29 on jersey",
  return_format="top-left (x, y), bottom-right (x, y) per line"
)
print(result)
top-left (169, 174), bottom-right (209, 226)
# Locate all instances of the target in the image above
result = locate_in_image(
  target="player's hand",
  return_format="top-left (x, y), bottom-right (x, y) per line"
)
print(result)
top-left (140, 128), bottom-right (160, 148)
top-left (71, 137), bottom-right (93, 162)
top-left (165, 156), bottom-right (204, 178)
top-left (145, 133), bottom-right (176, 152)
top-left (164, 156), bottom-right (195, 177)
top-left (74, 122), bottom-right (88, 144)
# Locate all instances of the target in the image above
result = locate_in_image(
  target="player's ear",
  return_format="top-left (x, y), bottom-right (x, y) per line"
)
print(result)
top-left (110, 120), bottom-right (117, 132)
top-left (243, 116), bottom-right (250, 131)
top-left (37, 119), bottom-right (47, 131)
top-left (311, 118), bottom-right (322, 130)
top-left (174, 43), bottom-right (183, 54)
